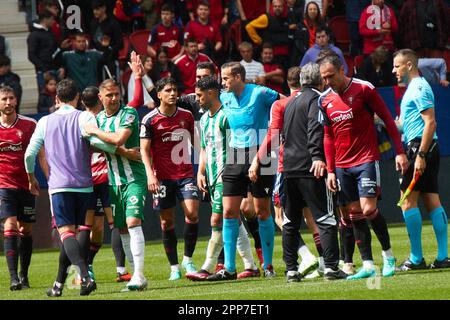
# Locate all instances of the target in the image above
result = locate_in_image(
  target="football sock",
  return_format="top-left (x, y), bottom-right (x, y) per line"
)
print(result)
top-left (17, 232), bottom-right (33, 278)
top-left (298, 244), bottom-right (316, 262)
top-left (56, 244), bottom-right (71, 285)
top-left (111, 228), bottom-right (126, 268)
top-left (363, 260), bottom-right (375, 270)
top-left (184, 222), bottom-right (199, 258)
top-left (162, 228), bottom-right (179, 266)
top-left (402, 208), bottom-right (423, 264)
top-left (223, 218), bottom-right (239, 273)
top-left (61, 231), bottom-right (89, 279)
top-left (88, 242), bottom-right (102, 265)
top-left (350, 212), bottom-right (373, 261)
top-left (4, 230), bottom-right (18, 278)
top-left (258, 216), bottom-right (275, 269)
top-left (367, 208), bottom-right (391, 251)
top-left (246, 215), bottom-right (262, 250)
top-left (77, 225), bottom-right (91, 265)
top-left (429, 207), bottom-right (448, 261)
top-left (339, 218), bottom-right (355, 263)
top-left (237, 223), bottom-right (257, 270)
top-left (120, 232), bottom-right (134, 270)
top-left (313, 232), bottom-right (324, 256)
top-left (201, 228), bottom-right (223, 273)
top-left (129, 226), bottom-right (145, 279)
top-left (217, 248), bottom-right (225, 265)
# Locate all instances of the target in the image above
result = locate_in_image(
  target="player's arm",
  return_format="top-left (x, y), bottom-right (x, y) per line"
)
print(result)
top-left (127, 51), bottom-right (145, 109)
top-left (197, 147), bottom-right (208, 193)
top-left (24, 118), bottom-right (46, 195)
top-left (37, 146), bottom-right (49, 179)
top-left (140, 137), bottom-right (159, 194)
top-left (307, 97), bottom-right (326, 178)
top-left (415, 103), bottom-right (437, 175)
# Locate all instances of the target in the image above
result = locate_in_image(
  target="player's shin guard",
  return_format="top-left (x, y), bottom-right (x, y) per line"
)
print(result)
top-left (162, 228), bottom-right (179, 265)
top-left (184, 222), bottom-right (199, 258)
top-left (349, 212), bottom-right (373, 261)
top-left (17, 232), bottom-right (32, 279)
top-left (237, 223), bottom-right (257, 270)
top-left (223, 218), bottom-right (239, 272)
top-left (111, 228), bottom-right (126, 268)
top-left (402, 208), bottom-right (423, 264)
top-left (339, 218), bottom-right (355, 263)
top-left (4, 230), bottom-right (19, 278)
top-left (77, 225), bottom-right (92, 265)
top-left (120, 233), bottom-right (135, 270)
top-left (201, 227), bottom-right (223, 273)
top-left (246, 215), bottom-right (262, 250)
top-left (258, 216), bottom-right (275, 269)
top-left (60, 231), bottom-right (89, 279)
top-left (128, 226), bottom-right (145, 279)
top-left (366, 208), bottom-right (391, 251)
top-left (429, 207), bottom-right (448, 261)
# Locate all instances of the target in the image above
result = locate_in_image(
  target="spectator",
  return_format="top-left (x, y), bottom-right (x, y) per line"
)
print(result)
top-left (345, 0), bottom-right (370, 57)
top-left (40, 0), bottom-right (62, 43)
top-left (399, 0), bottom-right (449, 57)
top-left (303, 1), bottom-right (326, 48)
top-left (236, 0), bottom-right (268, 23)
top-left (128, 55), bottom-right (156, 109)
top-left (186, 0), bottom-right (230, 31)
top-left (260, 43), bottom-right (285, 93)
top-left (287, 0), bottom-right (304, 28)
top-left (184, 1), bottom-right (223, 58)
top-left (113, 0), bottom-right (146, 33)
top-left (147, 4), bottom-right (184, 61)
top-left (90, 0), bottom-right (124, 81)
top-left (174, 38), bottom-right (215, 94)
top-left (418, 58), bottom-right (449, 87)
top-left (304, 0), bottom-right (329, 19)
top-left (37, 73), bottom-right (57, 113)
top-left (245, 0), bottom-right (291, 65)
top-left (141, 0), bottom-right (159, 30)
top-left (151, 47), bottom-right (183, 85)
top-left (300, 26), bottom-right (348, 75)
top-left (359, 0), bottom-right (398, 56)
top-left (27, 10), bottom-right (66, 92)
top-left (238, 41), bottom-right (265, 84)
top-left (356, 45), bottom-right (396, 87)
top-left (61, 31), bottom-right (113, 92)
top-left (0, 55), bottom-right (22, 109)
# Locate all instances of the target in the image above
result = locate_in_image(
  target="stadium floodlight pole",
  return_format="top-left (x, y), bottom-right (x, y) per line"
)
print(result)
top-left (397, 171), bottom-right (421, 207)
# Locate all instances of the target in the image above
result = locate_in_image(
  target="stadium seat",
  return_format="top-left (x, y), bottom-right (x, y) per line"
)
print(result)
top-left (129, 29), bottom-right (150, 57)
top-left (118, 34), bottom-right (130, 70)
top-left (354, 55), bottom-right (365, 69)
top-left (344, 54), bottom-right (354, 77)
top-left (329, 16), bottom-right (350, 54)
top-left (121, 67), bottom-right (132, 100)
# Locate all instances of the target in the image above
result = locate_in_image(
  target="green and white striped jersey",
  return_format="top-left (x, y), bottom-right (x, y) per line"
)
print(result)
top-left (96, 105), bottom-right (146, 186)
top-left (200, 106), bottom-right (229, 187)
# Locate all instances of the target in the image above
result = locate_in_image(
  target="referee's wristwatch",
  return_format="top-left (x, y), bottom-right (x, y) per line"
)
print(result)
top-left (417, 150), bottom-right (426, 159)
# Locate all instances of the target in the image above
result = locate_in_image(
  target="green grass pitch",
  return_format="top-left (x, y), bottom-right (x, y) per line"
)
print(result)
top-left (0, 224), bottom-right (449, 300)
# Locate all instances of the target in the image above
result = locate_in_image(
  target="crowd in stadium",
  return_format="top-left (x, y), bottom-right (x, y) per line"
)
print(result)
top-left (0, 0), bottom-right (449, 297)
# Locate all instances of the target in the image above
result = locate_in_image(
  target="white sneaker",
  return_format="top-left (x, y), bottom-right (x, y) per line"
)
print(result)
top-left (342, 263), bottom-right (355, 275)
top-left (123, 276), bottom-right (148, 292)
top-left (304, 269), bottom-right (322, 279)
top-left (298, 257), bottom-right (318, 276)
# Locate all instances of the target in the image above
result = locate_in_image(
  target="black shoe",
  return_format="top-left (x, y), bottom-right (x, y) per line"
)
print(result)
top-left (430, 258), bottom-right (450, 269)
top-left (286, 271), bottom-right (301, 283)
top-left (324, 269), bottom-right (348, 280)
top-left (19, 275), bottom-right (30, 289)
top-left (10, 276), bottom-right (22, 291)
top-left (206, 269), bottom-right (237, 281)
top-left (397, 258), bottom-right (428, 271)
top-left (80, 278), bottom-right (97, 296)
top-left (46, 284), bottom-right (63, 297)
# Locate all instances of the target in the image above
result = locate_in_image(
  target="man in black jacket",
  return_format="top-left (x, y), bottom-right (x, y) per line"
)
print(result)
top-left (0, 56), bottom-right (22, 111)
top-left (282, 62), bottom-right (346, 282)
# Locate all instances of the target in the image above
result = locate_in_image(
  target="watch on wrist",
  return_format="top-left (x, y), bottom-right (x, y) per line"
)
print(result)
top-left (418, 151), bottom-right (426, 159)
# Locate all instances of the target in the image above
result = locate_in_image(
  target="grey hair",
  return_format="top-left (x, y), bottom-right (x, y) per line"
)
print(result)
top-left (299, 62), bottom-right (322, 87)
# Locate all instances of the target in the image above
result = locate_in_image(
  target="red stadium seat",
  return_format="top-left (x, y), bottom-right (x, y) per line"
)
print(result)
top-left (118, 35), bottom-right (130, 70)
top-left (344, 54), bottom-right (354, 76)
top-left (354, 55), bottom-right (365, 69)
top-left (121, 67), bottom-right (132, 99)
top-left (129, 29), bottom-right (150, 57)
top-left (329, 15), bottom-right (350, 54)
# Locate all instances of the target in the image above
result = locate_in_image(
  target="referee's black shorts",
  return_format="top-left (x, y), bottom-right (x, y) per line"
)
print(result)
top-left (222, 147), bottom-right (275, 198)
top-left (400, 138), bottom-right (440, 193)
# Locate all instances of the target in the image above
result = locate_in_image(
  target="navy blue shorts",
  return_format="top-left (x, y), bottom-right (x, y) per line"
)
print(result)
top-left (335, 161), bottom-right (380, 206)
top-left (272, 172), bottom-right (285, 208)
top-left (51, 192), bottom-right (91, 228)
top-left (153, 178), bottom-right (199, 211)
top-left (0, 188), bottom-right (36, 223)
top-left (87, 182), bottom-right (111, 216)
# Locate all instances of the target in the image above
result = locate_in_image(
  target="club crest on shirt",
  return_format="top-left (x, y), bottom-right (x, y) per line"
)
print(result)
top-left (125, 113), bottom-right (136, 125)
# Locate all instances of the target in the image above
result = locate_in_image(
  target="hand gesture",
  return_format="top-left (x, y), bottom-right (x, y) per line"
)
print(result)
top-left (327, 172), bottom-right (337, 192)
top-left (147, 173), bottom-right (160, 194)
top-left (310, 160), bottom-right (326, 179)
top-left (197, 172), bottom-right (208, 193)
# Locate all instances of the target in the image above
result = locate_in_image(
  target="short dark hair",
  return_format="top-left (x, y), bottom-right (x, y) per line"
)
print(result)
top-left (38, 10), bottom-right (54, 21)
top-left (317, 48), bottom-right (335, 61)
top-left (0, 55), bottom-right (11, 68)
top-left (197, 62), bottom-right (216, 75)
top-left (56, 79), bottom-right (79, 102)
top-left (393, 48), bottom-right (418, 68)
top-left (317, 51), bottom-right (342, 70)
top-left (0, 85), bottom-right (16, 97)
top-left (99, 79), bottom-right (119, 91)
top-left (74, 31), bottom-right (86, 39)
top-left (197, 0), bottom-right (210, 8)
top-left (315, 25), bottom-right (330, 36)
top-left (287, 66), bottom-right (301, 89)
top-left (92, 0), bottom-right (106, 9)
top-left (261, 42), bottom-right (273, 50)
top-left (195, 76), bottom-right (221, 93)
top-left (156, 77), bottom-right (178, 92)
top-left (161, 4), bottom-right (175, 13)
top-left (81, 86), bottom-right (100, 108)
top-left (221, 61), bottom-right (246, 81)
top-left (185, 38), bottom-right (198, 46)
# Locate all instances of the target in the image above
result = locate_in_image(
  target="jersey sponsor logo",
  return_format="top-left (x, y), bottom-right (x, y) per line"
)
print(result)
top-left (330, 109), bottom-right (354, 122)
top-left (0, 141), bottom-right (22, 152)
top-left (157, 123), bottom-right (165, 130)
top-left (129, 196), bottom-right (139, 205)
top-left (161, 131), bottom-right (184, 142)
top-left (265, 188), bottom-right (270, 194)
top-left (327, 103), bottom-right (334, 109)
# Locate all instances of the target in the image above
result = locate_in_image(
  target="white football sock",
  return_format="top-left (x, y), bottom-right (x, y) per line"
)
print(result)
top-left (171, 264), bottom-right (180, 272)
top-left (201, 229), bottom-right (223, 273)
top-left (129, 226), bottom-right (145, 279)
top-left (363, 260), bottom-right (375, 270)
top-left (237, 223), bottom-right (257, 270)
top-left (116, 266), bottom-right (126, 274)
top-left (382, 248), bottom-right (394, 258)
top-left (120, 233), bottom-right (134, 271)
top-left (182, 255), bottom-right (193, 264)
top-left (298, 245), bottom-right (316, 262)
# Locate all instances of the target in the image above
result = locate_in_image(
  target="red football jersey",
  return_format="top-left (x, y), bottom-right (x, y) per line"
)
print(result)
top-left (184, 20), bottom-right (222, 47)
top-left (257, 91), bottom-right (299, 173)
top-left (140, 107), bottom-right (194, 180)
top-left (174, 53), bottom-right (215, 94)
top-left (319, 78), bottom-right (403, 171)
top-left (263, 63), bottom-right (284, 94)
top-left (0, 115), bottom-right (37, 190)
top-left (91, 152), bottom-right (109, 185)
top-left (241, 0), bottom-right (267, 21)
top-left (149, 22), bottom-right (184, 59)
